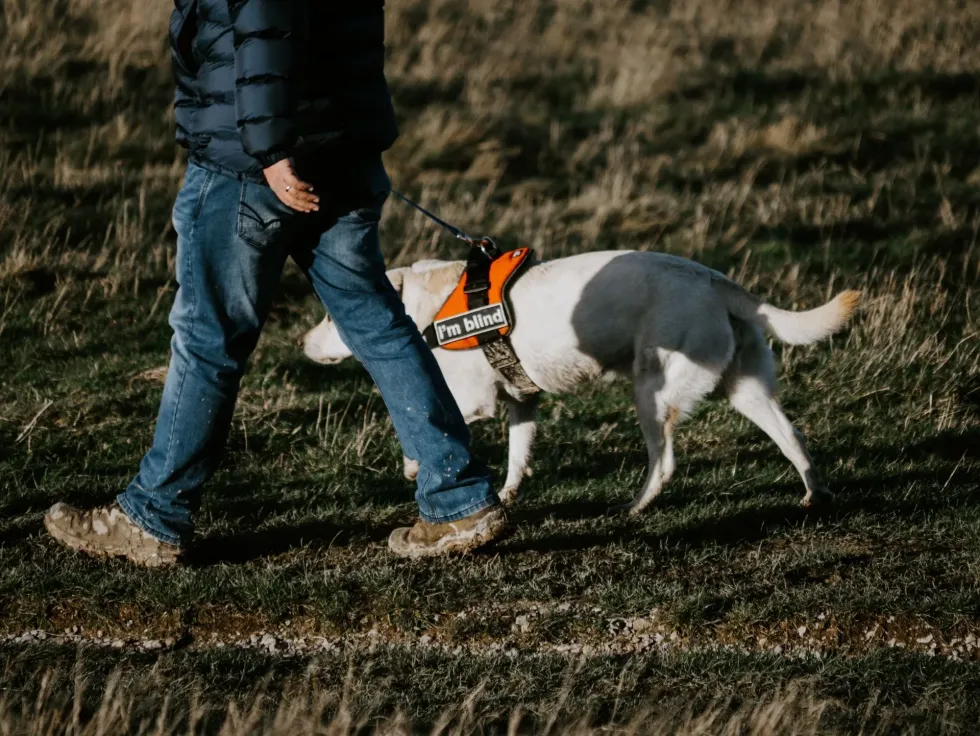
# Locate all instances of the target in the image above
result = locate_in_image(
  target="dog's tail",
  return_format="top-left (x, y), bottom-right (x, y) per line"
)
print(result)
top-left (712, 276), bottom-right (861, 346)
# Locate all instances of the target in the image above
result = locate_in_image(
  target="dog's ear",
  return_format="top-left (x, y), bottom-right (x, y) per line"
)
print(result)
top-left (387, 268), bottom-right (407, 295)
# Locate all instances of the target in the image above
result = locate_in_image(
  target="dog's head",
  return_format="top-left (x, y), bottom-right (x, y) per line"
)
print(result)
top-left (301, 260), bottom-right (464, 365)
top-left (301, 312), bottom-right (353, 365)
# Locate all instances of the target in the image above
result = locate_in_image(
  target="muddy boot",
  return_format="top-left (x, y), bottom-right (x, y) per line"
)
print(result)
top-left (388, 506), bottom-right (509, 558)
top-left (44, 502), bottom-right (182, 568)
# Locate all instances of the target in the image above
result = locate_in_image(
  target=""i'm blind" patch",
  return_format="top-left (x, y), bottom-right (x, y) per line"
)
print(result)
top-left (422, 246), bottom-right (532, 351)
top-left (432, 303), bottom-right (509, 347)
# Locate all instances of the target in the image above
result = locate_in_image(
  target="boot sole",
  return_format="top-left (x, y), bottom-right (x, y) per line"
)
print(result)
top-left (44, 515), bottom-right (180, 568)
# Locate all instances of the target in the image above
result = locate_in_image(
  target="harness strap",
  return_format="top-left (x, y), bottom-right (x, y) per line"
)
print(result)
top-left (463, 246), bottom-right (493, 307)
top-left (481, 340), bottom-right (541, 400)
top-left (462, 242), bottom-right (539, 397)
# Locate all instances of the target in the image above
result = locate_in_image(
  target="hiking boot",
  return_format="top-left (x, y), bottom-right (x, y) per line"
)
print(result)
top-left (388, 506), bottom-right (509, 558)
top-left (44, 502), bottom-right (181, 568)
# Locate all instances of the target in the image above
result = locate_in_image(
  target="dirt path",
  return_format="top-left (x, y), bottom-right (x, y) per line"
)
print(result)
top-left (5, 602), bottom-right (978, 663)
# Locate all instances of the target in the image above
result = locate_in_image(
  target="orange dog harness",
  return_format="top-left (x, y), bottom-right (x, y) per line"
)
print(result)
top-left (425, 247), bottom-right (531, 350)
top-left (422, 240), bottom-right (540, 398)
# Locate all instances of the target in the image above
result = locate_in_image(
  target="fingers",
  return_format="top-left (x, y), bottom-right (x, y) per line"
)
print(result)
top-left (261, 159), bottom-right (320, 213)
top-left (283, 172), bottom-right (315, 195)
top-left (280, 173), bottom-right (319, 213)
top-left (283, 190), bottom-right (319, 213)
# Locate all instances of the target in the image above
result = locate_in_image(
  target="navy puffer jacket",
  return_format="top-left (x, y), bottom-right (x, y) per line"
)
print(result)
top-left (169, 0), bottom-right (398, 181)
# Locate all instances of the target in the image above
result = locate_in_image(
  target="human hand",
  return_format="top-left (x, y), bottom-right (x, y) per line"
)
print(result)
top-left (263, 158), bottom-right (319, 213)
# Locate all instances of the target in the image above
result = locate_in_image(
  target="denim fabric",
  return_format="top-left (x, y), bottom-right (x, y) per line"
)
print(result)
top-left (117, 161), bottom-right (496, 546)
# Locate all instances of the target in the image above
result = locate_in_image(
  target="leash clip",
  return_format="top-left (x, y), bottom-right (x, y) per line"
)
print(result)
top-left (475, 237), bottom-right (500, 260)
top-left (462, 238), bottom-right (500, 295)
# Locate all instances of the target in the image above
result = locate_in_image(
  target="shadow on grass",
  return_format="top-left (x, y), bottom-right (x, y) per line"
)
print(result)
top-left (8, 418), bottom-right (973, 563)
top-left (0, 520), bottom-right (43, 547)
top-left (499, 433), bottom-right (980, 557)
top-left (893, 426), bottom-right (980, 463)
top-left (497, 499), bottom-right (832, 556)
top-left (4, 62), bottom-right (173, 141)
top-left (188, 517), bottom-right (397, 566)
top-left (194, 424), bottom-right (980, 563)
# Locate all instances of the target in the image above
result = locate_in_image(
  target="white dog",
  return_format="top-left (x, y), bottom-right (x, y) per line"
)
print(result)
top-left (303, 250), bottom-right (859, 513)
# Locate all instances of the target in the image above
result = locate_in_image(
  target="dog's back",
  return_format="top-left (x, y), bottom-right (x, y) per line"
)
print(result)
top-left (508, 250), bottom-right (856, 368)
top-left (504, 251), bottom-right (727, 388)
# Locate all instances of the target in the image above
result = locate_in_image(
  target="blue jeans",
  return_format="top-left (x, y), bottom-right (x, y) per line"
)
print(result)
top-left (117, 160), bottom-right (497, 546)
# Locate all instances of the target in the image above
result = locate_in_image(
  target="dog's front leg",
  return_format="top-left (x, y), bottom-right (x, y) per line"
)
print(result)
top-left (499, 396), bottom-right (539, 505)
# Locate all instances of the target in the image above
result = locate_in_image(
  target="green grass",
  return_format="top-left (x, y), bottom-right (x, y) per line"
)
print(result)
top-left (1, 0), bottom-right (979, 731)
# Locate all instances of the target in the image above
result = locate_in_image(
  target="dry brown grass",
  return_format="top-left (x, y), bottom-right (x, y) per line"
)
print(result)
top-left (0, 672), bottom-right (837, 736)
top-left (3, 0), bottom-right (980, 267)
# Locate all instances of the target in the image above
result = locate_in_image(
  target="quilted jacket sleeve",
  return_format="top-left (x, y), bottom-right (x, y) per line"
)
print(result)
top-left (170, 0), bottom-right (200, 151)
top-left (227, 0), bottom-right (300, 167)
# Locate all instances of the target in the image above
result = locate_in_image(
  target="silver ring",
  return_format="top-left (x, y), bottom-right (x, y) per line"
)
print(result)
top-left (285, 185), bottom-right (292, 192)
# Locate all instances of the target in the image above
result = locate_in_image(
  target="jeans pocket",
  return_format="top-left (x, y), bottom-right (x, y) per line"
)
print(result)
top-left (237, 181), bottom-right (290, 249)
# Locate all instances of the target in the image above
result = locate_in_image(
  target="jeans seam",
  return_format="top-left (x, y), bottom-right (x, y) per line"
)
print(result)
top-left (418, 496), bottom-right (498, 525)
top-left (193, 171), bottom-right (215, 219)
top-left (236, 180), bottom-right (252, 246)
top-left (236, 180), bottom-right (252, 247)
top-left (157, 176), bottom-right (207, 484)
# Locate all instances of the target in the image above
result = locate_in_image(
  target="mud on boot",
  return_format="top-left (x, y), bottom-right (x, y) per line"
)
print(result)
top-left (388, 506), bottom-right (509, 558)
top-left (44, 502), bottom-right (182, 568)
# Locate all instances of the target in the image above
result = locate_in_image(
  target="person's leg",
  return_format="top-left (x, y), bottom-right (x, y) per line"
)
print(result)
top-left (47, 165), bottom-right (294, 562)
top-left (292, 160), bottom-right (500, 531)
top-left (116, 169), bottom-right (295, 544)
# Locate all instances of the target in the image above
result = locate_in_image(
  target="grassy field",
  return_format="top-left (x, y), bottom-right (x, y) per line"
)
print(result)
top-left (2, 0), bottom-right (979, 731)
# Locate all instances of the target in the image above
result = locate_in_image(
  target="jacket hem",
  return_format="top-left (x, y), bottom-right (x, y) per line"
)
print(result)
top-left (255, 149), bottom-right (292, 169)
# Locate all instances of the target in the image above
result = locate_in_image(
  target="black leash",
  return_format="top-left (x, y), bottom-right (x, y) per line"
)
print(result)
top-left (389, 188), bottom-right (499, 259)
top-left (389, 189), bottom-right (475, 243)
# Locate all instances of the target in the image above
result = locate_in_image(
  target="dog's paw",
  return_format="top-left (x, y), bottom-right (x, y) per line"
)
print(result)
top-left (801, 487), bottom-right (834, 508)
top-left (498, 487), bottom-right (519, 506)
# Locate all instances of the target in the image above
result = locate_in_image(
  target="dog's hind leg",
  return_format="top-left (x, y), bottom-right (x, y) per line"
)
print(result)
top-left (623, 352), bottom-right (721, 515)
top-left (499, 395), bottom-right (539, 505)
top-left (723, 323), bottom-right (830, 507)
